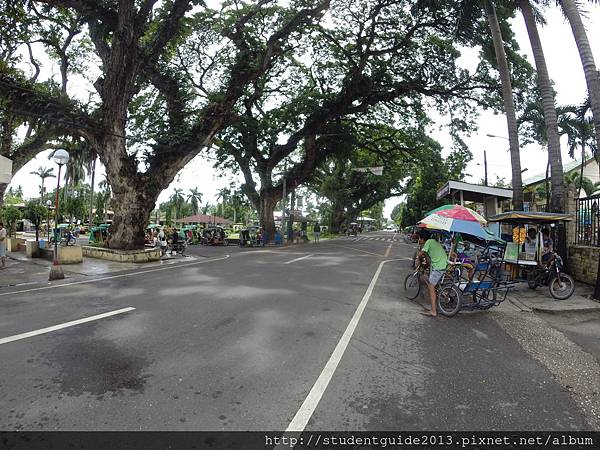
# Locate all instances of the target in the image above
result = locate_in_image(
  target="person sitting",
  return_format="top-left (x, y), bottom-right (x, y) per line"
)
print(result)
top-left (453, 241), bottom-right (475, 280)
top-left (541, 228), bottom-right (554, 265)
top-left (524, 227), bottom-right (537, 255)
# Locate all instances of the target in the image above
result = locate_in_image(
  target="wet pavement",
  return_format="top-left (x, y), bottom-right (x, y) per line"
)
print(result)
top-left (0, 232), bottom-right (598, 431)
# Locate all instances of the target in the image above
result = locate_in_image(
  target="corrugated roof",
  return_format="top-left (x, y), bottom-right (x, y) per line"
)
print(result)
top-left (523, 158), bottom-right (593, 186)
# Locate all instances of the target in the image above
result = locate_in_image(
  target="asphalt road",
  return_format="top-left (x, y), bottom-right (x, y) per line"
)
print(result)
top-left (0, 232), bottom-right (597, 431)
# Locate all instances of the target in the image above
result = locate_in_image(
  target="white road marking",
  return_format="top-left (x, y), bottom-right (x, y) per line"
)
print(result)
top-left (284, 254), bottom-right (314, 264)
top-left (322, 242), bottom-right (384, 257)
top-left (0, 255), bottom-right (231, 297)
top-left (0, 307), bottom-right (135, 346)
top-left (286, 259), bottom-right (401, 432)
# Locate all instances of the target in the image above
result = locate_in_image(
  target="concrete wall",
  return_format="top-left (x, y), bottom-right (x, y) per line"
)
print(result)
top-left (6, 237), bottom-right (25, 252)
top-left (83, 246), bottom-right (161, 263)
top-left (568, 245), bottom-right (599, 285)
top-left (57, 245), bottom-right (83, 264)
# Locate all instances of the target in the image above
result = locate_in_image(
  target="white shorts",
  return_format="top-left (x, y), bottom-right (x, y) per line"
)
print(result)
top-left (428, 269), bottom-right (445, 286)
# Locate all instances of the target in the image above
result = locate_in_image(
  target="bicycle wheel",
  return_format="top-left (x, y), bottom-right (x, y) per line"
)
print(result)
top-left (404, 272), bottom-right (421, 300)
top-left (549, 273), bottom-right (575, 300)
top-left (437, 284), bottom-right (463, 317)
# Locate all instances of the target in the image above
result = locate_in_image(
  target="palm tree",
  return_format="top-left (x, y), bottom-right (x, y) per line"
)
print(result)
top-left (187, 188), bottom-right (202, 215)
top-left (30, 166), bottom-right (55, 201)
top-left (565, 172), bottom-right (600, 197)
top-left (557, 0), bottom-right (600, 299)
top-left (558, 101), bottom-right (596, 198)
top-left (517, 0), bottom-right (565, 212)
top-left (170, 188), bottom-right (185, 221)
top-left (459, 0), bottom-right (524, 209)
top-left (560, 0), bottom-right (600, 161)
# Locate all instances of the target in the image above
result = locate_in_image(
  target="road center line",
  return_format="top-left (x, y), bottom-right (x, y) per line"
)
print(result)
top-left (284, 254), bottom-right (314, 264)
top-left (384, 243), bottom-right (392, 257)
top-left (285, 259), bottom-right (401, 432)
top-left (0, 307), bottom-right (136, 346)
top-left (322, 242), bottom-right (384, 257)
top-left (0, 255), bottom-right (231, 297)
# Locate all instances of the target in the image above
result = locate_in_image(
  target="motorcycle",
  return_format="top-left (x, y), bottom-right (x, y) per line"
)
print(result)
top-left (526, 253), bottom-right (575, 300)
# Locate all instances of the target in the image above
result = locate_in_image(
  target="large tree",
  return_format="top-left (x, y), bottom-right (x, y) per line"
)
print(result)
top-left (0, 1), bottom-right (86, 207)
top-left (214, 0), bottom-right (501, 237)
top-left (0, 0), bottom-right (331, 249)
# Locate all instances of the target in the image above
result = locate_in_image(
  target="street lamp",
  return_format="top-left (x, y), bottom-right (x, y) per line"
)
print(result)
top-left (46, 199), bottom-right (52, 241)
top-left (486, 133), bottom-right (509, 140)
top-left (49, 149), bottom-right (69, 281)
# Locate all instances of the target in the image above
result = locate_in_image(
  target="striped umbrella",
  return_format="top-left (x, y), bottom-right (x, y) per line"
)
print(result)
top-left (425, 204), bottom-right (487, 224)
top-left (419, 205), bottom-right (492, 240)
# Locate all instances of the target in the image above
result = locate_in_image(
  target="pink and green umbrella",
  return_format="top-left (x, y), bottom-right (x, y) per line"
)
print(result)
top-left (419, 205), bottom-right (493, 240)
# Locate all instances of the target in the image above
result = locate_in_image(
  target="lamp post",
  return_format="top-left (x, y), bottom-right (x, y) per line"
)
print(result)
top-left (46, 199), bottom-right (52, 241)
top-left (49, 149), bottom-right (69, 281)
top-left (486, 133), bottom-right (509, 140)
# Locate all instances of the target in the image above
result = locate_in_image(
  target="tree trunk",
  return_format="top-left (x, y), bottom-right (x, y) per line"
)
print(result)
top-left (88, 154), bottom-right (96, 231)
top-left (579, 142), bottom-right (585, 199)
top-left (560, 0), bottom-right (600, 300)
top-left (519, 0), bottom-right (565, 213)
top-left (258, 191), bottom-right (278, 242)
top-left (485, 0), bottom-right (523, 210)
top-left (545, 158), bottom-right (550, 210)
top-left (107, 185), bottom-right (156, 250)
top-left (0, 182), bottom-right (7, 208)
top-left (330, 203), bottom-right (345, 233)
top-left (561, 0), bottom-right (600, 153)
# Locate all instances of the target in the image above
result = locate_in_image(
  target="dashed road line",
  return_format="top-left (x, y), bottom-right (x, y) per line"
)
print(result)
top-left (284, 254), bottom-right (314, 264)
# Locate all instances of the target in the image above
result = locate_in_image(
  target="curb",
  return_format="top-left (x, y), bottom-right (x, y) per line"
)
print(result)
top-left (530, 305), bottom-right (600, 314)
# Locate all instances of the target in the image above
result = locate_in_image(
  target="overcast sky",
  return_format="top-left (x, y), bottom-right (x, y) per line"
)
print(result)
top-left (7, 3), bottom-right (600, 219)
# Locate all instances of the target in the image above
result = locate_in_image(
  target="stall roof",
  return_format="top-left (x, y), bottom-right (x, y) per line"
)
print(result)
top-left (488, 211), bottom-right (574, 224)
top-left (437, 181), bottom-right (513, 203)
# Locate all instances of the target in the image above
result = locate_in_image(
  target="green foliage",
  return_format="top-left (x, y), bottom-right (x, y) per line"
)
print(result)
top-left (390, 203), bottom-right (405, 222)
top-left (94, 193), bottom-right (106, 225)
top-left (24, 200), bottom-right (48, 241)
top-left (4, 185), bottom-right (24, 204)
top-left (63, 195), bottom-right (86, 222)
top-left (399, 150), bottom-right (452, 227)
top-left (566, 171), bottom-right (600, 197)
top-left (1, 205), bottom-right (21, 236)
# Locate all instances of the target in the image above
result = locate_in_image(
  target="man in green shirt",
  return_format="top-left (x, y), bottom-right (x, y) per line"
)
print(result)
top-left (418, 229), bottom-right (448, 317)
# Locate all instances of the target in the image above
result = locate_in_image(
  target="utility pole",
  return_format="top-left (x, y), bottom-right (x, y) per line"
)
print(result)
top-left (484, 150), bottom-right (488, 186)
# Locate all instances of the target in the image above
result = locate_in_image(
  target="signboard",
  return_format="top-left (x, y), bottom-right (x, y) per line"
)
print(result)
top-left (436, 182), bottom-right (450, 200)
top-left (504, 242), bottom-right (520, 262)
top-left (0, 155), bottom-right (12, 184)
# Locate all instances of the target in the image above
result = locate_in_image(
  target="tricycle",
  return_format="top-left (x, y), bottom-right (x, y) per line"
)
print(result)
top-left (487, 211), bottom-right (575, 300)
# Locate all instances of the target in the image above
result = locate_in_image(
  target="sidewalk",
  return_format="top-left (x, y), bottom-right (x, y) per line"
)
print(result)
top-left (508, 280), bottom-right (600, 314)
top-left (0, 251), bottom-right (195, 289)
